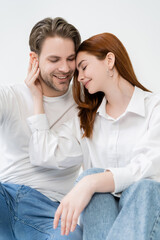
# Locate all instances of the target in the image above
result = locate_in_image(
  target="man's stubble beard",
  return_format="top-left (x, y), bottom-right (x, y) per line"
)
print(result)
top-left (39, 71), bottom-right (72, 93)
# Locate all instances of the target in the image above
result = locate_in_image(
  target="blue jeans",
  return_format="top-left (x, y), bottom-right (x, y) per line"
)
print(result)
top-left (0, 183), bottom-right (82, 240)
top-left (77, 168), bottom-right (160, 240)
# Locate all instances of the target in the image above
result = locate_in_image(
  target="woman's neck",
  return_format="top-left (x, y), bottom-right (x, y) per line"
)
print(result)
top-left (104, 77), bottom-right (135, 119)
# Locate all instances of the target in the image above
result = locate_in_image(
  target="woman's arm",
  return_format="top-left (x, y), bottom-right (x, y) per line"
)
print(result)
top-left (107, 101), bottom-right (160, 194)
top-left (54, 170), bottom-right (115, 235)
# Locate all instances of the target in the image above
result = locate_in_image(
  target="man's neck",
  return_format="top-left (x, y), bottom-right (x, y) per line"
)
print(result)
top-left (40, 80), bottom-right (68, 97)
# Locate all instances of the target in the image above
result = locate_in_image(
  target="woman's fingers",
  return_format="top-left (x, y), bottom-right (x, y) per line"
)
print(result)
top-left (53, 202), bottom-right (77, 236)
top-left (60, 207), bottom-right (78, 235)
top-left (70, 210), bottom-right (79, 233)
top-left (54, 204), bottom-right (62, 229)
top-left (53, 179), bottom-right (93, 236)
top-left (60, 207), bottom-right (68, 235)
top-left (65, 209), bottom-right (74, 235)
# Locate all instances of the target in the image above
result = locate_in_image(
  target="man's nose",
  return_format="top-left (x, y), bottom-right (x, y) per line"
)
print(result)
top-left (58, 61), bottom-right (70, 73)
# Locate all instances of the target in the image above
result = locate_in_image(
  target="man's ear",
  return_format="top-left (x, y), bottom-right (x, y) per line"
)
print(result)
top-left (29, 51), bottom-right (38, 64)
top-left (105, 52), bottom-right (115, 70)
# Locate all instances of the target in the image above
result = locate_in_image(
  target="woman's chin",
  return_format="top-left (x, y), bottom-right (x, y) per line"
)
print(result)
top-left (87, 88), bottom-right (95, 94)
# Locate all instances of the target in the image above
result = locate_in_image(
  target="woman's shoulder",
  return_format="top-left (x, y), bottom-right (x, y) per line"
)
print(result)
top-left (143, 90), bottom-right (160, 120)
top-left (143, 89), bottom-right (160, 106)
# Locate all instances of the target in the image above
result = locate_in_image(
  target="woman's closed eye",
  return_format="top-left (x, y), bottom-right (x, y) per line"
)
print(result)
top-left (82, 65), bottom-right (87, 71)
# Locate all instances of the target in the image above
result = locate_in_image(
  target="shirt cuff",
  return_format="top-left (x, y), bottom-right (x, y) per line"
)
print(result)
top-left (106, 167), bottom-right (135, 193)
top-left (27, 114), bottom-right (50, 132)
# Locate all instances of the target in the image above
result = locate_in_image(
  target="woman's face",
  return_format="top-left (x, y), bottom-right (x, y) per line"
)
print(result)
top-left (76, 52), bottom-right (108, 94)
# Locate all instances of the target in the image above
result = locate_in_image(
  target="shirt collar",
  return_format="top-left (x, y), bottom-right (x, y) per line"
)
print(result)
top-left (126, 86), bottom-right (146, 117)
top-left (97, 86), bottom-right (146, 118)
top-left (97, 96), bottom-right (107, 116)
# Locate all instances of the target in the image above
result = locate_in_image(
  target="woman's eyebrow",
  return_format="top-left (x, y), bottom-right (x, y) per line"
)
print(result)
top-left (77, 60), bottom-right (86, 69)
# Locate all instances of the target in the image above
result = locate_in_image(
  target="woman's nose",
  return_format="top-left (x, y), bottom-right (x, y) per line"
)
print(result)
top-left (78, 72), bottom-right (84, 82)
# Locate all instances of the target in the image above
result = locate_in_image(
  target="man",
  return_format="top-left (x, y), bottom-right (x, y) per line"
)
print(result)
top-left (0, 17), bottom-right (82, 240)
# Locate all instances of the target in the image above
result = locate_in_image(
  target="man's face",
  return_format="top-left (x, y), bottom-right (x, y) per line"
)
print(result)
top-left (38, 36), bottom-right (76, 96)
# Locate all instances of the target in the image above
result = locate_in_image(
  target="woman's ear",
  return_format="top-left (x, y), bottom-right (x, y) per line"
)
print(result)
top-left (29, 51), bottom-right (38, 64)
top-left (105, 52), bottom-right (115, 70)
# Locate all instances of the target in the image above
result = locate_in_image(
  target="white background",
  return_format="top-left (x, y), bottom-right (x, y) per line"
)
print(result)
top-left (0, 0), bottom-right (160, 92)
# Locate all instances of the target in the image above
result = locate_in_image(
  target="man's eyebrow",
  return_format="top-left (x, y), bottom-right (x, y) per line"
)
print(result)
top-left (47, 55), bottom-right (60, 59)
top-left (47, 53), bottom-right (76, 59)
top-left (67, 54), bottom-right (76, 58)
top-left (77, 60), bottom-right (86, 69)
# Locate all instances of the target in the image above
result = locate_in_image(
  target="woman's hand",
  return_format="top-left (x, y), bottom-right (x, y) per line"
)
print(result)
top-left (54, 175), bottom-right (95, 236)
top-left (25, 58), bottom-right (42, 100)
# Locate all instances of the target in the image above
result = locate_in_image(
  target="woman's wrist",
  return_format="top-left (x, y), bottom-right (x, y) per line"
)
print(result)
top-left (83, 171), bottom-right (115, 194)
top-left (82, 175), bottom-right (97, 195)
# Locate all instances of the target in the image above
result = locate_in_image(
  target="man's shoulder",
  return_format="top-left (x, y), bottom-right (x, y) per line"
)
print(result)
top-left (0, 82), bottom-right (28, 93)
top-left (0, 83), bottom-right (33, 110)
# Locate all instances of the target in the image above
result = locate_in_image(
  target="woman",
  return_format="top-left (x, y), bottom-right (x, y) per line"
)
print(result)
top-left (26, 33), bottom-right (160, 240)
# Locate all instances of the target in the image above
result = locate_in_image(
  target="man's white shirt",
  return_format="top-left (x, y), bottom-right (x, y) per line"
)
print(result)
top-left (0, 83), bottom-right (82, 202)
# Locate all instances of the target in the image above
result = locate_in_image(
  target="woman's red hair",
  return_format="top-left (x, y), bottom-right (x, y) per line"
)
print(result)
top-left (73, 33), bottom-right (150, 138)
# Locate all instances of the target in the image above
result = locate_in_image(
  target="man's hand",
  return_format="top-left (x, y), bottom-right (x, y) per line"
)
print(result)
top-left (25, 59), bottom-right (44, 114)
top-left (25, 59), bottom-right (42, 99)
top-left (53, 175), bottom-right (94, 236)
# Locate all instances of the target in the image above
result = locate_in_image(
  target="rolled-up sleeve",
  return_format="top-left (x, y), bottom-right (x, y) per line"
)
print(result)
top-left (27, 114), bottom-right (83, 169)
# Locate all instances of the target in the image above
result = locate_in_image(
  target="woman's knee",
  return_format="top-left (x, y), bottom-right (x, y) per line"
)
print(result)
top-left (131, 179), bottom-right (159, 194)
top-left (122, 179), bottom-right (160, 203)
top-left (76, 168), bottom-right (104, 183)
top-left (80, 193), bottom-right (119, 230)
top-left (84, 192), bottom-right (118, 214)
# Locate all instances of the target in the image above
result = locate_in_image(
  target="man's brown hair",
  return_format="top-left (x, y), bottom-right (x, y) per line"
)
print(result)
top-left (29, 17), bottom-right (81, 55)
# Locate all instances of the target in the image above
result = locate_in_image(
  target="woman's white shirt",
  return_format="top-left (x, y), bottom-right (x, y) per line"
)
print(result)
top-left (27, 87), bottom-right (160, 193)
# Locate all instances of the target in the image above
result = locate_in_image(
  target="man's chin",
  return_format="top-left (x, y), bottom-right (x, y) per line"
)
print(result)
top-left (49, 83), bottom-right (70, 93)
top-left (56, 80), bottom-right (71, 90)
top-left (57, 84), bottom-right (70, 93)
